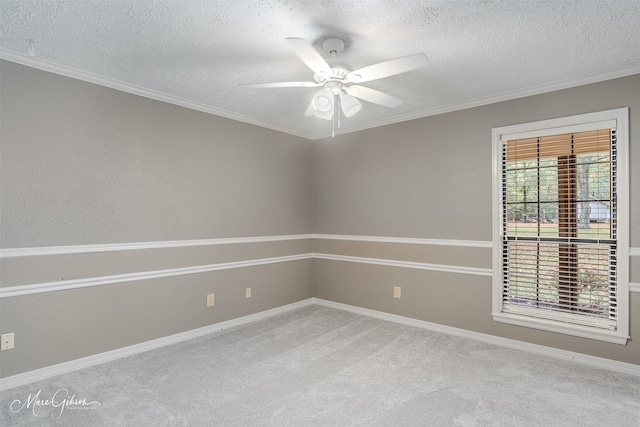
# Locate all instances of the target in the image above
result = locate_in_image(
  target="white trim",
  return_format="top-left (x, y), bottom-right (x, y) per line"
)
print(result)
top-left (0, 254), bottom-right (312, 298)
top-left (10, 235), bottom-right (623, 260)
top-left (492, 312), bottom-right (627, 345)
top-left (627, 245), bottom-right (638, 292)
top-left (609, 108), bottom-right (630, 337)
top-left (494, 109), bottom-right (630, 141)
top-left (316, 64), bottom-right (640, 140)
top-left (314, 253), bottom-right (492, 277)
top-left (499, 119), bottom-right (617, 142)
top-left (491, 121), bottom-right (504, 324)
top-left (0, 236), bottom-right (633, 298)
top-left (0, 234), bottom-right (493, 259)
top-left (3, 297), bottom-right (637, 392)
top-left (0, 252), bottom-right (490, 299)
top-left (313, 234), bottom-right (492, 248)
top-left (0, 49), bottom-right (314, 140)
top-left (313, 298), bottom-right (640, 377)
top-left (0, 299), bottom-right (315, 391)
top-left (5, 49), bottom-right (639, 142)
top-left (493, 108), bottom-right (630, 139)
top-left (0, 234), bottom-right (314, 259)
top-left (491, 108), bottom-right (630, 344)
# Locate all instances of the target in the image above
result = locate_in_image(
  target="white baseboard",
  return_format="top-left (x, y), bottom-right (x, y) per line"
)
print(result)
top-left (311, 298), bottom-right (640, 377)
top-left (2, 297), bottom-right (638, 391)
top-left (0, 299), bottom-right (315, 391)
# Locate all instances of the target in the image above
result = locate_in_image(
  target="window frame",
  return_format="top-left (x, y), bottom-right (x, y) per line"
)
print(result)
top-left (492, 108), bottom-right (629, 344)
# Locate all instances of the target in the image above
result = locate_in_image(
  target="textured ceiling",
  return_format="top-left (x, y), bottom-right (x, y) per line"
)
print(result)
top-left (1, 1), bottom-right (639, 140)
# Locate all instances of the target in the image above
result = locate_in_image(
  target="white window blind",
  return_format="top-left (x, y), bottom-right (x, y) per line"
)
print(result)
top-left (501, 129), bottom-right (617, 329)
top-left (492, 108), bottom-right (629, 344)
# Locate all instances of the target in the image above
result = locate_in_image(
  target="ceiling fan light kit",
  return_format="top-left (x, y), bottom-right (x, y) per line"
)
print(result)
top-left (242, 35), bottom-right (428, 131)
top-left (313, 88), bottom-right (334, 120)
top-left (339, 91), bottom-right (361, 117)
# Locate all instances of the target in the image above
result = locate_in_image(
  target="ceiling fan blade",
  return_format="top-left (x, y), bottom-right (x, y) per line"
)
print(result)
top-left (345, 53), bottom-right (428, 83)
top-left (285, 37), bottom-right (333, 77)
top-left (344, 85), bottom-right (403, 108)
top-left (241, 81), bottom-right (321, 88)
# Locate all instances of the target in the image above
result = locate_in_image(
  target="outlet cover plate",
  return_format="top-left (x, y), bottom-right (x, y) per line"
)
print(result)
top-left (1, 333), bottom-right (14, 350)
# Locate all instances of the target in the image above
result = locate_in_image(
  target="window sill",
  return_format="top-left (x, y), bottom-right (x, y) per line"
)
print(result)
top-left (492, 312), bottom-right (629, 345)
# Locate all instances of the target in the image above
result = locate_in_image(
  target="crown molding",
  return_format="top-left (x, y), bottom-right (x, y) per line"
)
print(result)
top-left (3, 48), bottom-right (638, 141)
top-left (0, 49), bottom-right (315, 140)
top-left (314, 64), bottom-right (640, 140)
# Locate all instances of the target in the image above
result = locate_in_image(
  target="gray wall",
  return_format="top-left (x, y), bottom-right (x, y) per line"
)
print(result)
top-left (313, 74), bottom-right (640, 365)
top-left (0, 61), bottom-right (314, 377)
top-left (1, 63), bottom-right (312, 247)
top-left (1, 59), bottom-right (638, 379)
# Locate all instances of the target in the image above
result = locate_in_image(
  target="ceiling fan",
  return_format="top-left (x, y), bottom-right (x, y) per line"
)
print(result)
top-left (242, 37), bottom-right (428, 124)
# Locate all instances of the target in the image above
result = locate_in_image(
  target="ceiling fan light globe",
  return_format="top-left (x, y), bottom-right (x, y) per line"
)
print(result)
top-left (313, 88), bottom-right (334, 113)
top-left (340, 93), bottom-right (361, 117)
top-left (314, 96), bottom-right (332, 112)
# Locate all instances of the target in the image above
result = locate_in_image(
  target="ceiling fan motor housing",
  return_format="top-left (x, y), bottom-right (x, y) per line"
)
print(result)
top-left (314, 66), bottom-right (350, 92)
top-left (322, 37), bottom-right (345, 54)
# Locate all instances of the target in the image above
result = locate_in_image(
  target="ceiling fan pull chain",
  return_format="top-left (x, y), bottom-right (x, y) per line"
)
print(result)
top-left (332, 96), bottom-right (336, 138)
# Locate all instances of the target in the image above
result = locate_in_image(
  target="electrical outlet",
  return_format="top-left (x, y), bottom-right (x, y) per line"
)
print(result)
top-left (206, 293), bottom-right (215, 307)
top-left (1, 333), bottom-right (14, 350)
top-left (393, 286), bottom-right (401, 299)
top-left (245, 287), bottom-right (252, 298)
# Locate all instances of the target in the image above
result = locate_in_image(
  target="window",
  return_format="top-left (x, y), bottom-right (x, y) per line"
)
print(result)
top-left (492, 109), bottom-right (629, 344)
